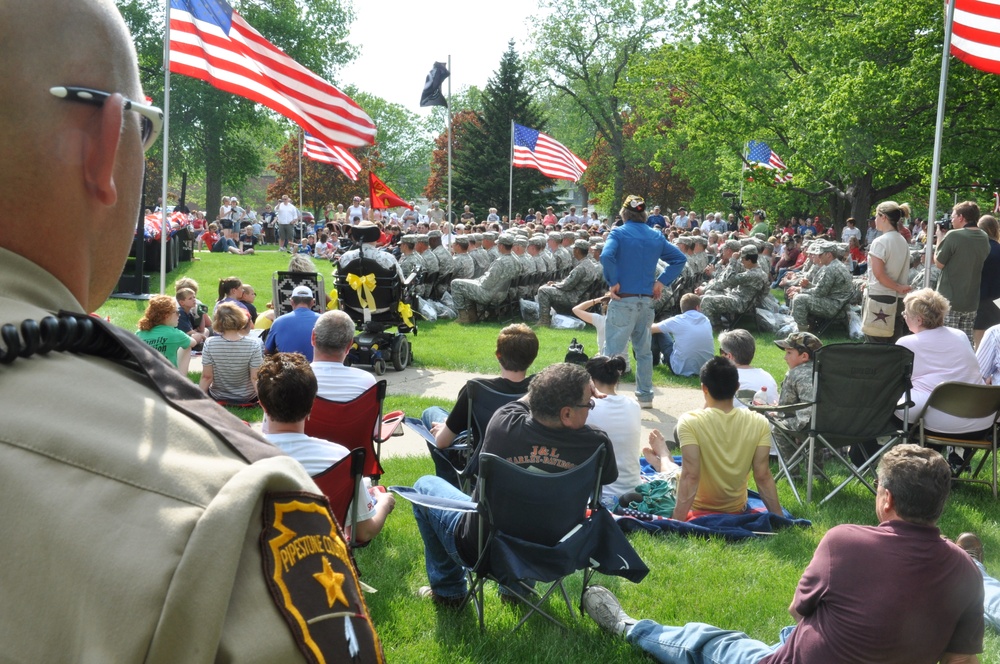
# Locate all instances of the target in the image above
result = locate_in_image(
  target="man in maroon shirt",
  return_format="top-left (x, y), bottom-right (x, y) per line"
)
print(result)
top-left (583, 444), bottom-right (984, 664)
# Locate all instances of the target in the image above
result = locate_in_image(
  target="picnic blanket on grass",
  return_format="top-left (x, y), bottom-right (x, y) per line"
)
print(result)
top-left (613, 457), bottom-right (811, 541)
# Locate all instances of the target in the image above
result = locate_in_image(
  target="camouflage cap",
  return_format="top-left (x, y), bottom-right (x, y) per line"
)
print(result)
top-left (739, 244), bottom-right (759, 259)
top-left (513, 235), bottom-right (528, 247)
top-left (483, 232), bottom-right (498, 241)
top-left (675, 236), bottom-right (693, 247)
top-left (577, 231), bottom-right (590, 240)
top-left (692, 235), bottom-right (708, 246)
top-left (774, 331), bottom-right (823, 354)
top-left (415, 233), bottom-right (430, 244)
top-left (454, 235), bottom-right (470, 247)
top-left (400, 234), bottom-right (417, 245)
top-left (723, 239), bottom-right (742, 252)
top-left (548, 232), bottom-right (563, 242)
top-left (807, 240), bottom-right (832, 255)
top-left (529, 235), bottom-right (547, 247)
top-left (471, 233), bottom-right (483, 242)
top-left (570, 239), bottom-right (589, 253)
top-left (427, 229), bottom-right (442, 238)
top-left (497, 233), bottom-right (515, 247)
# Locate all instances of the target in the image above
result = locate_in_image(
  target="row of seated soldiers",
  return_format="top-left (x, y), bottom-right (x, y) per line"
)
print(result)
top-left (394, 227), bottom-right (608, 323)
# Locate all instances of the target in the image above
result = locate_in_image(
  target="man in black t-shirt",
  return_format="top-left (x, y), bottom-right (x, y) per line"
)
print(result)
top-left (412, 363), bottom-right (617, 607)
top-left (420, 324), bottom-right (539, 483)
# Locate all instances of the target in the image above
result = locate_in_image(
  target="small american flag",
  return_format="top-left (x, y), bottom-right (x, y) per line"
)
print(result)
top-left (303, 133), bottom-right (360, 181)
top-left (512, 123), bottom-right (587, 182)
top-left (747, 140), bottom-right (787, 170)
top-left (169, 0), bottom-right (376, 149)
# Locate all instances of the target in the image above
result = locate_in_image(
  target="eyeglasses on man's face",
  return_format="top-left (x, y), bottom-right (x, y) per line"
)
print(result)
top-left (50, 86), bottom-right (163, 152)
top-left (571, 398), bottom-right (596, 410)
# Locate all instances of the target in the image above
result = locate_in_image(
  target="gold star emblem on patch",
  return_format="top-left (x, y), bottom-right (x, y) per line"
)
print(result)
top-left (314, 555), bottom-right (350, 608)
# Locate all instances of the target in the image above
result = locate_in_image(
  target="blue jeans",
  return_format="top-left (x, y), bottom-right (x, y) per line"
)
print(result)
top-left (411, 475), bottom-right (471, 600)
top-left (605, 297), bottom-right (655, 402)
top-left (652, 332), bottom-right (674, 368)
top-left (627, 621), bottom-right (794, 663)
top-left (978, 560), bottom-right (1000, 633)
top-left (421, 406), bottom-right (467, 488)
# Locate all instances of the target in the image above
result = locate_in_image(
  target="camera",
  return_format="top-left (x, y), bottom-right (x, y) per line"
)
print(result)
top-left (935, 215), bottom-right (951, 232)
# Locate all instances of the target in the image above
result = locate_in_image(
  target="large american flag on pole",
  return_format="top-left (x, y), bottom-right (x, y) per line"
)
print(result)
top-left (951, 0), bottom-right (1000, 74)
top-left (303, 133), bottom-right (361, 181)
top-left (168, 0), bottom-right (376, 148)
top-left (512, 123), bottom-right (587, 182)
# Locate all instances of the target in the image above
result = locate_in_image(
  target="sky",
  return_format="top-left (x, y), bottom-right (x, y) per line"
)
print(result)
top-left (338, 0), bottom-right (543, 115)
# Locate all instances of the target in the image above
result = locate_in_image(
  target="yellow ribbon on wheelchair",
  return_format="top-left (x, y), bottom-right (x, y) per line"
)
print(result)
top-left (347, 273), bottom-right (377, 310)
top-left (398, 301), bottom-right (414, 327)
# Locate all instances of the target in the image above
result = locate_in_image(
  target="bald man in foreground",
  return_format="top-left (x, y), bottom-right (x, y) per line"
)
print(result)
top-left (0, 2), bottom-right (381, 661)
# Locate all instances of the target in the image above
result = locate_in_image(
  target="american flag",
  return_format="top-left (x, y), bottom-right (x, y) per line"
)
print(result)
top-left (512, 123), bottom-right (587, 182)
top-left (168, 0), bottom-right (376, 148)
top-left (774, 172), bottom-right (794, 184)
top-left (952, 0), bottom-right (1000, 74)
top-left (747, 140), bottom-right (787, 170)
top-left (303, 133), bottom-right (361, 181)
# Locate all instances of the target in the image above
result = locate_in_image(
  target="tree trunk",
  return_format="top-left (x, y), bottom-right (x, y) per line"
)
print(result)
top-left (849, 172), bottom-right (874, 223)
top-left (203, 119), bottom-right (224, 221)
top-left (611, 134), bottom-right (626, 210)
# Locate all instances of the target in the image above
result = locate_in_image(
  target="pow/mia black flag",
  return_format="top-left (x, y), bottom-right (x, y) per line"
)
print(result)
top-left (420, 61), bottom-right (449, 107)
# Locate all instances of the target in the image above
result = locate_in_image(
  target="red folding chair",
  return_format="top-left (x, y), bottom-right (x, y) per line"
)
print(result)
top-left (304, 379), bottom-right (404, 484)
top-left (311, 447), bottom-right (366, 547)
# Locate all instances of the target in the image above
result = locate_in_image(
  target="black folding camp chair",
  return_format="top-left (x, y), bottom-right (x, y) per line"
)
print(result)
top-left (427, 379), bottom-right (524, 493)
top-left (391, 447), bottom-right (648, 632)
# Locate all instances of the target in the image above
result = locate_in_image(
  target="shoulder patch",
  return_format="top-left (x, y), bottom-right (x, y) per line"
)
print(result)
top-left (261, 492), bottom-right (384, 664)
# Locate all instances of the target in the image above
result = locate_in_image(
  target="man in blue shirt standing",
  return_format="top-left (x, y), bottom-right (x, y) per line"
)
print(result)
top-left (264, 285), bottom-right (321, 361)
top-left (646, 205), bottom-right (666, 229)
top-left (601, 195), bottom-right (687, 408)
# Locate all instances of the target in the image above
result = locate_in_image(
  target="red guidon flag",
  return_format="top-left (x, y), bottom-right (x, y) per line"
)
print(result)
top-left (951, 0), bottom-right (1000, 74)
top-left (368, 172), bottom-right (412, 210)
top-left (169, 0), bottom-right (376, 148)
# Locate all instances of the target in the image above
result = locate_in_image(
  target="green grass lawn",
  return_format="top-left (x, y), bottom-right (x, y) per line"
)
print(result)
top-left (102, 251), bottom-right (999, 661)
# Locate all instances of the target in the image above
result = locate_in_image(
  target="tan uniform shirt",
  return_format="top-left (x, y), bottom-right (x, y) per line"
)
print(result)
top-left (0, 249), bottom-right (375, 662)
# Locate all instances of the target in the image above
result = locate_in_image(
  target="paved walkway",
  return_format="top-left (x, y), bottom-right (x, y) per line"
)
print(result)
top-left (190, 356), bottom-right (704, 459)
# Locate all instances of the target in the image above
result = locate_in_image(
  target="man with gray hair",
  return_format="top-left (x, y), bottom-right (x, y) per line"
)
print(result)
top-left (410, 363), bottom-right (618, 607)
top-left (584, 444), bottom-right (984, 663)
top-left (311, 309), bottom-right (375, 401)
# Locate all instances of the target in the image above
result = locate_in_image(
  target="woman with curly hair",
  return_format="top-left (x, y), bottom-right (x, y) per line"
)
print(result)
top-left (136, 294), bottom-right (196, 373)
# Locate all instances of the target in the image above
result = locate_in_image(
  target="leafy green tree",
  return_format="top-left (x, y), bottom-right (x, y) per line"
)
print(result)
top-left (453, 41), bottom-right (550, 214)
top-left (630, 0), bottom-right (1000, 224)
top-left (528, 0), bottom-right (670, 206)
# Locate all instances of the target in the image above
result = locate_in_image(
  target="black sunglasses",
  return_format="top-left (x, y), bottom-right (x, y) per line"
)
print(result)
top-left (50, 86), bottom-right (163, 152)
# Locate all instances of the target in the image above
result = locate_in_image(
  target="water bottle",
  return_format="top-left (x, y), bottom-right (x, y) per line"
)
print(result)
top-left (752, 386), bottom-right (777, 406)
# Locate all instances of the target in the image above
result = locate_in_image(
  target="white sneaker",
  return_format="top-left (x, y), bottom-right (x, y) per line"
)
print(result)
top-left (639, 400), bottom-right (653, 409)
top-left (582, 585), bottom-right (636, 637)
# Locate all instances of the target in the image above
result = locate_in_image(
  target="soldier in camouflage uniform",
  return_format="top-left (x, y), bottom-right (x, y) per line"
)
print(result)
top-left (428, 229), bottom-right (454, 299)
top-left (538, 234), bottom-right (558, 280)
top-left (698, 239), bottom-right (744, 295)
top-left (451, 233), bottom-right (521, 323)
top-left (512, 235), bottom-right (537, 299)
top-left (773, 331), bottom-right (823, 462)
top-left (450, 235), bottom-right (475, 280)
top-left (555, 234), bottom-right (574, 276)
top-left (398, 234), bottom-right (424, 295)
top-left (483, 232), bottom-right (500, 262)
top-left (528, 235), bottom-right (550, 284)
top-left (689, 236), bottom-right (711, 276)
top-left (536, 240), bottom-right (598, 326)
top-left (414, 234), bottom-right (440, 299)
top-left (673, 236), bottom-right (700, 295)
top-left (789, 240), bottom-right (853, 331)
top-left (698, 245), bottom-right (770, 326)
top-left (469, 233), bottom-right (489, 278)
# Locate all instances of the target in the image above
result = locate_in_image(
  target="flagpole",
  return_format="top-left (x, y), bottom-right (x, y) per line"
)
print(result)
top-left (159, 0), bottom-right (173, 295)
top-left (738, 141), bottom-right (746, 211)
top-left (925, 0), bottom-right (957, 288)
top-left (298, 128), bottom-right (303, 209)
top-left (447, 54), bottom-right (452, 227)
top-left (509, 120), bottom-right (514, 223)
